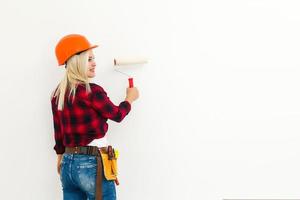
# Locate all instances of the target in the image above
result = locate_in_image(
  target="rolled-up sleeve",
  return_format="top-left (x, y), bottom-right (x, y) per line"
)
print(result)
top-left (91, 85), bottom-right (131, 122)
top-left (51, 98), bottom-right (65, 154)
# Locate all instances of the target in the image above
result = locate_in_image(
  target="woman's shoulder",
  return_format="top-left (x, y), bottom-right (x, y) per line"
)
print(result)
top-left (89, 83), bottom-right (106, 93)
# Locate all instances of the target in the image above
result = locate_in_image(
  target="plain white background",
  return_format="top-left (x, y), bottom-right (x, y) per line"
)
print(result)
top-left (0, 0), bottom-right (300, 199)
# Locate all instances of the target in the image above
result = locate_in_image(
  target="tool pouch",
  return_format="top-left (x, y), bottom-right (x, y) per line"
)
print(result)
top-left (100, 145), bottom-right (119, 181)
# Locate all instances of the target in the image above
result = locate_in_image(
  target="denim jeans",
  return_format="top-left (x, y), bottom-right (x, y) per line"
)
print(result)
top-left (60, 153), bottom-right (116, 200)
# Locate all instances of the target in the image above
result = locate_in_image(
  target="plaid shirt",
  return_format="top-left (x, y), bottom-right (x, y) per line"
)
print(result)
top-left (51, 83), bottom-right (131, 154)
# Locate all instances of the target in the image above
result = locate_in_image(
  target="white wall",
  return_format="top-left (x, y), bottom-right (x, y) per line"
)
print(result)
top-left (1, 0), bottom-right (300, 199)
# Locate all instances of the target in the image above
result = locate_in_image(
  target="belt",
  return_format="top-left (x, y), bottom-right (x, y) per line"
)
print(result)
top-left (65, 146), bottom-right (103, 200)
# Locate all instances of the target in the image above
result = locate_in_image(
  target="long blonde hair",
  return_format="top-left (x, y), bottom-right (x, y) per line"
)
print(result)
top-left (51, 50), bottom-right (92, 110)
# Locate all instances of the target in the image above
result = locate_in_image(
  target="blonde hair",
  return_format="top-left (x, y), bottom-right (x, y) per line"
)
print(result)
top-left (51, 50), bottom-right (92, 110)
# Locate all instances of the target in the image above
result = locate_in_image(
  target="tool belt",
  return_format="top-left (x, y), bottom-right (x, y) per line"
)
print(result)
top-left (64, 145), bottom-right (119, 200)
top-left (99, 146), bottom-right (119, 182)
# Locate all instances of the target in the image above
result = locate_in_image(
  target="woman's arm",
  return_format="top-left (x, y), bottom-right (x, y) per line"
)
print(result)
top-left (51, 98), bottom-right (65, 154)
top-left (57, 154), bottom-right (63, 175)
top-left (91, 86), bottom-right (132, 122)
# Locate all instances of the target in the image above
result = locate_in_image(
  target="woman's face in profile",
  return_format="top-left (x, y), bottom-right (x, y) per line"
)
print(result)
top-left (87, 50), bottom-right (96, 78)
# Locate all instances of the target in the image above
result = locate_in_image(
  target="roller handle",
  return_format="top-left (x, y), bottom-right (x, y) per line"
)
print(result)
top-left (128, 78), bottom-right (134, 88)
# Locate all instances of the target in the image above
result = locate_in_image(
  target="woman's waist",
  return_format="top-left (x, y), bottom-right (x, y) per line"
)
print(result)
top-left (88, 136), bottom-right (109, 148)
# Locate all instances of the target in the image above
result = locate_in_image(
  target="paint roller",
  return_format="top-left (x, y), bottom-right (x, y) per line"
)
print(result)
top-left (113, 57), bottom-right (147, 88)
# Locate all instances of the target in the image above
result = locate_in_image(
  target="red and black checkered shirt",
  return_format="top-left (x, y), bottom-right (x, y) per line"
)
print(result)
top-left (51, 83), bottom-right (131, 154)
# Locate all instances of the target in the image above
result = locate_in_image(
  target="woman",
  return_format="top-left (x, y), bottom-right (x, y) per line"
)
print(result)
top-left (51, 34), bottom-right (139, 200)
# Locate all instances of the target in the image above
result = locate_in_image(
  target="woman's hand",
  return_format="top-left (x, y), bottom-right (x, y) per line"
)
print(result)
top-left (125, 87), bottom-right (139, 104)
top-left (57, 154), bottom-right (63, 175)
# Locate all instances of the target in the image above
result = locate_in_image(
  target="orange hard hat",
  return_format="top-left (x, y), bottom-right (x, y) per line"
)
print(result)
top-left (55, 34), bottom-right (98, 66)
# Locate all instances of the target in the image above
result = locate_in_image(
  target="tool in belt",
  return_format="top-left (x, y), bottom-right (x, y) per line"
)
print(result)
top-left (65, 145), bottom-right (119, 200)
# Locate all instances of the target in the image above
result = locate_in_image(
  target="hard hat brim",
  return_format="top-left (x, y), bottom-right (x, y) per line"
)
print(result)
top-left (58, 44), bottom-right (99, 66)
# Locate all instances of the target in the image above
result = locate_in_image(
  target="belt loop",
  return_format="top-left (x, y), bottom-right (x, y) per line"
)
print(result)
top-left (87, 146), bottom-right (92, 155)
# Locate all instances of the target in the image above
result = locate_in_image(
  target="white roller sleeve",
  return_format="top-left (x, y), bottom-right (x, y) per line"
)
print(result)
top-left (114, 57), bottom-right (148, 66)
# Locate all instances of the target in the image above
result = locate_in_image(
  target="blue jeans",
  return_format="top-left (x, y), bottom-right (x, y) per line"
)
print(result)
top-left (60, 153), bottom-right (117, 200)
